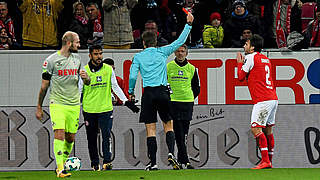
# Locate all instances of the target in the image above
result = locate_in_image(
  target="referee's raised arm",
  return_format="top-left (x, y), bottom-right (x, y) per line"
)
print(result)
top-left (160, 12), bottom-right (194, 57)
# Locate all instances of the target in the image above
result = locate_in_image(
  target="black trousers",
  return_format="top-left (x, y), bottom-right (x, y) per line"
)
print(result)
top-left (170, 101), bottom-right (194, 164)
top-left (173, 120), bottom-right (190, 164)
top-left (83, 111), bottom-right (113, 166)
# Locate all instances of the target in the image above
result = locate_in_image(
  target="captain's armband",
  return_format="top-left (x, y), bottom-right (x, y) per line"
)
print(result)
top-left (42, 72), bottom-right (52, 80)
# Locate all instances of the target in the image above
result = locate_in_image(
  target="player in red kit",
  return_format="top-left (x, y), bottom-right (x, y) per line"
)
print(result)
top-left (237, 34), bottom-right (278, 169)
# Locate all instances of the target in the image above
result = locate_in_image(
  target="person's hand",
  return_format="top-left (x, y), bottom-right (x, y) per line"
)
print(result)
top-left (80, 69), bottom-right (88, 79)
top-left (124, 100), bottom-right (140, 113)
top-left (236, 52), bottom-right (244, 63)
top-left (36, 106), bottom-right (43, 121)
top-left (87, 39), bottom-right (93, 44)
top-left (186, 12), bottom-right (194, 25)
top-left (80, 69), bottom-right (90, 85)
top-left (128, 94), bottom-right (135, 101)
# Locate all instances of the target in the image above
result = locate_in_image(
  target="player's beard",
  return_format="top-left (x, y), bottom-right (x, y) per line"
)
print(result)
top-left (69, 44), bottom-right (78, 53)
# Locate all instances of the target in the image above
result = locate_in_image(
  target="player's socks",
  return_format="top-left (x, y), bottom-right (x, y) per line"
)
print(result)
top-left (267, 134), bottom-right (274, 162)
top-left (255, 132), bottom-right (270, 163)
top-left (63, 140), bottom-right (74, 163)
top-left (147, 136), bottom-right (157, 166)
top-left (54, 139), bottom-right (65, 171)
top-left (166, 131), bottom-right (175, 154)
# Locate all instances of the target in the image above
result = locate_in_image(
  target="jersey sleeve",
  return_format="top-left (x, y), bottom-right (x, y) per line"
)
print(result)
top-left (42, 57), bottom-right (54, 75)
top-left (242, 54), bottom-right (254, 73)
top-left (128, 56), bottom-right (140, 94)
top-left (111, 70), bottom-right (128, 102)
top-left (159, 24), bottom-right (192, 57)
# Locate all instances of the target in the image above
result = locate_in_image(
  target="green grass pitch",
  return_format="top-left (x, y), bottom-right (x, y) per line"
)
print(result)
top-left (0, 168), bottom-right (319, 180)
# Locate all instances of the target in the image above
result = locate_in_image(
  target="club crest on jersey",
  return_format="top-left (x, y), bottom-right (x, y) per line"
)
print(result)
top-left (178, 70), bottom-right (183, 76)
top-left (96, 76), bottom-right (102, 82)
top-left (43, 61), bottom-right (48, 68)
top-left (56, 61), bottom-right (63, 67)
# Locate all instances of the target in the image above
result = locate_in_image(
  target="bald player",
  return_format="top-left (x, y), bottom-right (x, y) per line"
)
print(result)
top-left (36, 31), bottom-right (90, 178)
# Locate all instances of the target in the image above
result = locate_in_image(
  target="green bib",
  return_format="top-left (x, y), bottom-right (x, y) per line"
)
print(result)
top-left (167, 61), bottom-right (195, 102)
top-left (82, 64), bottom-right (113, 113)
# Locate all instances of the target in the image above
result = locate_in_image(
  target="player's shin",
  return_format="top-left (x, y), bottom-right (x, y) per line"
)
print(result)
top-left (147, 136), bottom-right (157, 166)
top-left (63, 140), bottom-right (74, 164)
top-left (267, 134), bottom-right (274, 162)
top-left (255, 132), bottom-right (270, 163)
top-left (166, 131), bottom-right (175, 154)
top-left (54, 139), bottom-right (65, 171)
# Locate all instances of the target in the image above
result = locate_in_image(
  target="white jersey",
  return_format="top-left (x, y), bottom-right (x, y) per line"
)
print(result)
top-left (42, 51), bottom-right (81, 105)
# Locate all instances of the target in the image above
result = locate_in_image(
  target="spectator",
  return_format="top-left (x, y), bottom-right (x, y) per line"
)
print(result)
top-left (102, 0), bottom-right (138, 49)
top-left (103, 58), bottom-right (130, 105)
top-left (240, 28), bottom-right (253, 46)
top-left (303, 3), bottom-right (320, 47)
top-left (69, 2), bottom-right (90, 49)
top-left (272, 0), bottom-right (302, 48)
top-left (203, 12), bottom-right (224, 48)
top-left (0, 27), bottom-right (10, 49)
top-left (6, 0), bottom-right (22, 47)
top-left (169, 0), bottom-right (202, 48)
top-left (196, 0), bottom-right (233, 24)
top-left (0, 2), bottom-right (17, 48)
top-left (158, 0), bottom-right (177, 43)
top-left (261, 0), bottom-right (277, 48)
top-left (245, 0), bottom-right (264, 19)
top-left (86, 3), bottom-right (103, 47)
top-left (131, 0), bottom-right (163, 38)
top-left (223, 0), bottom-right (263, 48)
top-left (19, 0), bottom-right (63, 49)
top-left (131, 20), bottom-right (168, 49)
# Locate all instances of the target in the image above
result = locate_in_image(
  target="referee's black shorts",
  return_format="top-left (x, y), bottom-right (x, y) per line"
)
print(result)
top-left (139, 85), bottom-right (172, 124)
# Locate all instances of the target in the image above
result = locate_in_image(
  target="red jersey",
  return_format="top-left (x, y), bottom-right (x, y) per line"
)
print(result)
top-left (238, 52), bottom-right (278, 104)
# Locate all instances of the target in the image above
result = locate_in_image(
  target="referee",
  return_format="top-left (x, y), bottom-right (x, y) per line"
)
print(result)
top-left (128, 12), bottom-right (194, 170)
top-left (167, 44), bottom-right (200, 169)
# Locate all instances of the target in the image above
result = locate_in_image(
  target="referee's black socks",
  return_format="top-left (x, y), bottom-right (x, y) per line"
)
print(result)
top-left (147, 136), bottom-right (157, 166)
top-left (166, 131), bottom-right (175, 154)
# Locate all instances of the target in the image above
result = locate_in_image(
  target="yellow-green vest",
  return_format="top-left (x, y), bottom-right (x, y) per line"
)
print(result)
top-left (82, 64), bottom-right (113, 113)
top-left (167, 60), bottom-right (195, 102)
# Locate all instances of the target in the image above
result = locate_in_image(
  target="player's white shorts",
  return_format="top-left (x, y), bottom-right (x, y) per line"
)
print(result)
top-left (251, 100), bottom-right (278, 128)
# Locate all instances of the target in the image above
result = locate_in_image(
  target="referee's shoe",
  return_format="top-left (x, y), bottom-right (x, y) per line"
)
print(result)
top-left (145, 163), bottom-right (159, 171)
top-left (168, 153), bottom-right (181, 170)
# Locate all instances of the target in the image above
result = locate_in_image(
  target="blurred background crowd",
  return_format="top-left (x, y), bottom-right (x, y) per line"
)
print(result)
top-left (1, 0), bottom-right (320, 50)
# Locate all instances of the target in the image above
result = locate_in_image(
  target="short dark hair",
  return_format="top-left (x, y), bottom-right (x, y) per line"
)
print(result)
top-left (249, 34), bottom-right (264, 52)
top-left (145, 20), bottom-right (157, 26)
top-left (89, 44), bottom-right (102, 53)
top-left (142, 31), bottom-right (157, 47)
top-left (87, 2), bottom-right (99, 9)
top-left (176, 44), bottom-right (188, 54)
top-left (103, 58), bottom-right (114, 65)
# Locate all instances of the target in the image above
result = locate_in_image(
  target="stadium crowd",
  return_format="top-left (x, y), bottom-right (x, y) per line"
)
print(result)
top-left (1, 0), bottom-right (320, 50)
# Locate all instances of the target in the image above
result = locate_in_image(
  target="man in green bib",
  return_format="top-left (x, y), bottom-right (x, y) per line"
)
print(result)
top-left (36, 31), bottom-right (90, 178)
top-left (167, 44), bottom-right (200, 169)
top-left (81, 45), bottom-right (139, 171)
